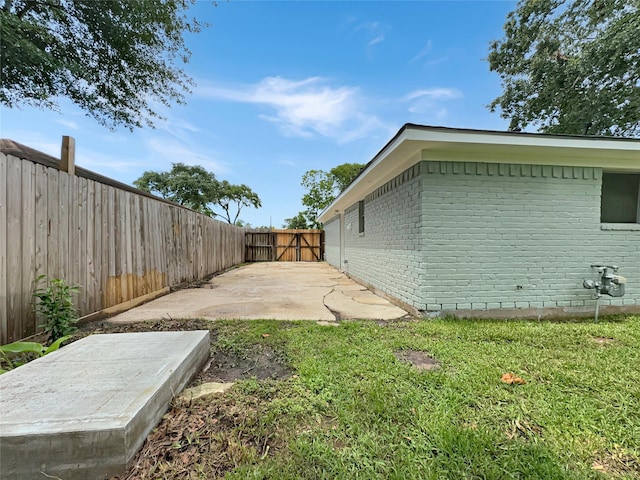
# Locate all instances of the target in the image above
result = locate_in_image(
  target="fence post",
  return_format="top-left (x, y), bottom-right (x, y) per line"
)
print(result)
top-left (60, 136), bottom-right (75, 175)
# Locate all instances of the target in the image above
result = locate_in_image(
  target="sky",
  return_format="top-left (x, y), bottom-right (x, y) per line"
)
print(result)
top-left (1, 0), bottom-right (517, 228)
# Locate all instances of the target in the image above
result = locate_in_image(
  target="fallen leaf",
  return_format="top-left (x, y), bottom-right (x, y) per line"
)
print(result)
top-left (501, 372), bottom-right (526, 385)
top-left (262, 333), bottom-right (270, 338)
top-left (591, 461), bottom-right (605, 471)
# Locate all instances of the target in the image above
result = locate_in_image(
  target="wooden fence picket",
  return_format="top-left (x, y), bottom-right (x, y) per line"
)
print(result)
top-left (0, 147), bottom-right (246, 344)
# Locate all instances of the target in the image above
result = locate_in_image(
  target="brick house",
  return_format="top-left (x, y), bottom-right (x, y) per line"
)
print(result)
top-left (318, 124), bottom-right (640, 318)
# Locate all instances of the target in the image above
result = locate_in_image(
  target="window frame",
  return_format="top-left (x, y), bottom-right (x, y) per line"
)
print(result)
top-left (600, 172), bottom-right (640, 225)
top-left (358, 200), bottom-right (365, 234)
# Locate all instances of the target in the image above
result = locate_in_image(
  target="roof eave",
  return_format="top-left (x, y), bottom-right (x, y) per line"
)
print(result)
top-left (318, 125), bottom-right (640, 223)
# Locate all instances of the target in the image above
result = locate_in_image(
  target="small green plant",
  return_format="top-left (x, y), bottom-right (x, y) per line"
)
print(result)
top-left (0, 335), bottom-right (71, 374)
top-left (32, 275), bottom-right (80, 342)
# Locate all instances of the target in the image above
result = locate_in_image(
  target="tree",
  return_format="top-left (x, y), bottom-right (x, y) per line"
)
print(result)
top-left (216, 181), bottom-right (262, 225)
top-left (1, 0), bottom-right (206, 130)
top-left (290, 162), bottom-right (364, 229)
top-left (134, 163), bottom-right (262, 224)
top-left (283, 212), bottom-right (310, 229)
top-left (134, 163), bottom-right (219, 216)
top-left (487, 0), bottom-right (640, 136)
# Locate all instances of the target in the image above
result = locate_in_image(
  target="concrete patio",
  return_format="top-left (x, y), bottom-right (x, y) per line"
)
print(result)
top-left (107, 262), bottom-right (409, 323)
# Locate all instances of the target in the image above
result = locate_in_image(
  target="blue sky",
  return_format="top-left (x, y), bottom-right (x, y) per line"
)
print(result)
top-left (2, 0), bottom-right (516, 227)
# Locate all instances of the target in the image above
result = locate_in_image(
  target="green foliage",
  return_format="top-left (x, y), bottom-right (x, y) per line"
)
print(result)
top-left (134, 163), bottom-right (221, 216)
top-left (32, 275), bottom-right (79, 342)
top-left (0, 0), bottom-right (207, 130)
top-left (0, 335), bottom-right (71, 374)
top-left (488, 0), bottom-right (640, 136)
top-left (217, 180), bottom-right (262, 225)
top-left (291, 162), bottom-right (364, 229)
top-left (134, 163), bottom-right (262, 223)
top-left (283, 212), bottom-right (310, 229)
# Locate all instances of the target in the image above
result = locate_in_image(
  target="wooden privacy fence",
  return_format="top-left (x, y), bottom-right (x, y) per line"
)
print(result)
top-left (0, 139), bottom-right (245, 344)
top-left (245, 229), bottom-right (324, 262)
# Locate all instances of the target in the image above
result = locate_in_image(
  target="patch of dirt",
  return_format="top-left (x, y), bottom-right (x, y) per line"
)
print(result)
top-left (394, 350), bottom-right (441, 370)
top-left (79, 318), bottom-right (292, 383)
top-left (196, 344), bottom-right (292, 384)
top-left (505, 418), bottom-right (543, 441)
top-left (592, 336), bottom-right (616, 345)
top-left (376, 316), bottom-right (417, 328)
top-left (112, 390), bottom-right (282, 480)
top-left (78, 318), bottom-right (217, 335)
top-left (592, 448), bottom-right (640, 477)
top-left (169, 265), bottom-right (242, 292)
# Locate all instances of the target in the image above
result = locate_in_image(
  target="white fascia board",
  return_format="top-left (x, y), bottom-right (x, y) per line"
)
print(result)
top-left (318, 126), bottom-right (640, 224)
top-left (415, 129), bottom-right (640, 168)
top-left (407, 127), bottom-right (640, 152)
top-left (318, 129), bottom-right (414, 223)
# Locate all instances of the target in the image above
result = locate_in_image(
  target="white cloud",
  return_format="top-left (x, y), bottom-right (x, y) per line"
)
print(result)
top-left (404, 88), bottom-right (463, 116)
top-left (161, 117), bottom-right (201, 137)
top-left (351, 22), bottom-right (388, 53)
top-left (142, 97), bottom-right (202, 143)
top-left (344, 19), bottom-right (387, 52)
top-left (197, 76), bottom-right (388, 143)
top-left (56, 119), bottom-right (79, 130)
top-left (410, 41), bottom-right (450, 68)
top-left (368, 34), bottom-right (385, 47)
top-left (406, 88), bottom-right (463, 102)
top-left (145, 137), bottom-right (228, 174)
top-left (277, 159), bottom-right (297, 167)
top-left (353, 21), bottom-right (380, 34)
top-left (410, 41), bottom-right (432, 63)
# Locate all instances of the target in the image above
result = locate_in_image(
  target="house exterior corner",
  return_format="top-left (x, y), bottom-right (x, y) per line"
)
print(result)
top-left (321, 125), bottom-right (640, 319)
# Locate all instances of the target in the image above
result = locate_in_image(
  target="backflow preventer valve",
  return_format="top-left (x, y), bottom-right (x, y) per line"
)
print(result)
top-left (583, 265), bottom-right (626, 321)
top-left (583, 265), bottom-right (626, 298)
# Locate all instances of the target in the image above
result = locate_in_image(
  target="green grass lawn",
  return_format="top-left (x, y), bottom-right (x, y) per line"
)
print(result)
top-left (138, 316), bottom-right (640, 479)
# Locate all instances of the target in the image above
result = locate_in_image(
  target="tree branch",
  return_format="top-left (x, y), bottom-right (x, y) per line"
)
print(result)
top-left (15, 0), bottom-right (57, 19)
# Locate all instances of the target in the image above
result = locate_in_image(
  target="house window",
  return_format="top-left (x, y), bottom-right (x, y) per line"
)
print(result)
top-left (358, 200), bottom-right (365, 233)
top-left (601, 173), bottom-right (640, 223)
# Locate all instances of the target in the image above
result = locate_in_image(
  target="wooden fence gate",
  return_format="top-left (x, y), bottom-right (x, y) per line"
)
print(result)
top-left (245, 229), bottom-right (324, 262)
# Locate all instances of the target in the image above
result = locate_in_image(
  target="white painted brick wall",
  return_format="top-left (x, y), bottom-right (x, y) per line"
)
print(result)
top-left (324, 216), bottom-right (340, 266)
top-left (341, 166), bottom-right (425, 309)
top-left (324, 160), bottom-right (639, 314)
top-left (421, 161), bottom-right (639, 311)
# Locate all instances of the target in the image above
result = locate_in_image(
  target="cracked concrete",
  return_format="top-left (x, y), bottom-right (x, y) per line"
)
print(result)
top-left (107, 262), bottom-right (408, 323)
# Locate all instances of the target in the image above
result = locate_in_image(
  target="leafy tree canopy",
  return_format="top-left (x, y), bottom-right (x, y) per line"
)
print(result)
top-left (488, 0), bottom-right (640, 136)
top-left (134, 163), bottom-right (261, 224)
top-left (1, 0), bottom-right (205, 130)
top-left (134, 163), bottom-right (218, 216)
top-left (283, 212), bottom-right (310, 229)
top-left (216, 181), bottom-right (262, 225)
top-left (289, 162), bottom-right (364, 229)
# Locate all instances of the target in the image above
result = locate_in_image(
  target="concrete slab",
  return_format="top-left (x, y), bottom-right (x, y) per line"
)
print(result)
top-left (324, 289), bottom-right (405, 320)
top-left (108, 262), bottom-right (408, 323)
top-left (0, 331), bottom-right (210, 480)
